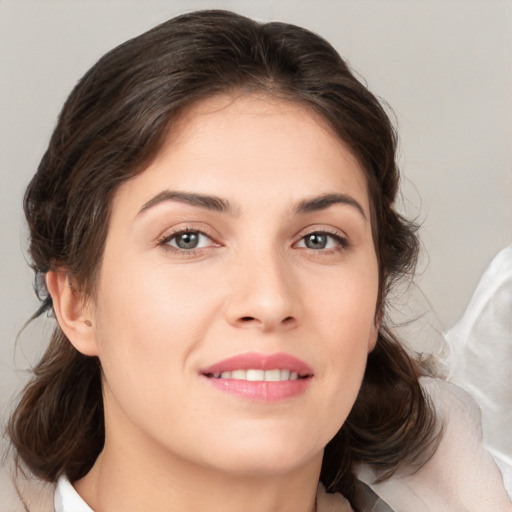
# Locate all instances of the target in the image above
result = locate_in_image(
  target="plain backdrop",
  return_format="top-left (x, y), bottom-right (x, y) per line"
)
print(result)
top-left (1, 0), bottom-right (511, 414)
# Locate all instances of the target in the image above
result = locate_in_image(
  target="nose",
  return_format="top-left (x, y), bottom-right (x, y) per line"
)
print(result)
top-left (225, 249), bottom-right (300, 332)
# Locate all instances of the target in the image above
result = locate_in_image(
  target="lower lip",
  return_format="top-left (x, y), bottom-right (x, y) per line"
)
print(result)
top-left (204, 377), bottom-right (311, 402)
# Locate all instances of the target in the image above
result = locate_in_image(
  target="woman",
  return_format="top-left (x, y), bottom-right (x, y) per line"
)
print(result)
top-left (2, 9), bottom-right (510, 512)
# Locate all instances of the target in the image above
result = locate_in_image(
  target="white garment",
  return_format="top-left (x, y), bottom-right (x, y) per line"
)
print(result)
top-left (55, 476), bottom-right (93, 512)
top-left (444, 243), bottom-right (512, 496)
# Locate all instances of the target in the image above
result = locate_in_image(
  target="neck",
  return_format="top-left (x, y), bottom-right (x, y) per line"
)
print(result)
top-left (74, 428), bottom-right (323, 512)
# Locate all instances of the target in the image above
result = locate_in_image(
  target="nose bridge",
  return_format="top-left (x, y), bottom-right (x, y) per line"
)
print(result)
top-left (226, 237), bottom-right (298, 330)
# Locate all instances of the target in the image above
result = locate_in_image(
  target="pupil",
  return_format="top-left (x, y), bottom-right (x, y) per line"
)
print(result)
top-left (177, 232), bottom-right (199, 249)
top-left (306, 233), bottom-right (327, 249)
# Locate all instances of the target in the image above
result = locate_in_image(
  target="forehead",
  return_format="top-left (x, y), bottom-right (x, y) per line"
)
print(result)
top-left (113, 92), bottom-right (371, 217)
top-left (169, 92), bottom-right (356, 161)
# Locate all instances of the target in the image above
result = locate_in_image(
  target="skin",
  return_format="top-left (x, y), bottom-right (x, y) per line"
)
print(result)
top-left (47, 93), bottom-right (379, 512)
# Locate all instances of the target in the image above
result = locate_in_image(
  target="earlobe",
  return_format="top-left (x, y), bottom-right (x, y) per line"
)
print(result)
top-left (46, 270), bottom-right (99, 356)
top-left (368, 325), bottom-right (379, 353)
top-left (368, 306), bottom-right (383, 352)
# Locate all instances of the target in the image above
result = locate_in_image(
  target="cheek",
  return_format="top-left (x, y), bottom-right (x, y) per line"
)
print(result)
top-left (309, 261), bottom-right (378, 338)
top-left (91, 261), bottom-right (223, 393)
top-left (306, 263), bottom-right (378, 419)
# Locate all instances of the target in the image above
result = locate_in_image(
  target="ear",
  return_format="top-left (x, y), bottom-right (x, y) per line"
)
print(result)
top-left (368, 309), bottom-right (382, 353)
top-left (46, 269), bottom-right (99, 356)
top-left (368, 304), bottom-right (384, 354)
top-left (367, 323), bottom-right (379, 353)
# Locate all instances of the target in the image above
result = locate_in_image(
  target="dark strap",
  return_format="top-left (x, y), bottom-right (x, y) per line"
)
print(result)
top-left (352, 480), bottom-right (395, 512)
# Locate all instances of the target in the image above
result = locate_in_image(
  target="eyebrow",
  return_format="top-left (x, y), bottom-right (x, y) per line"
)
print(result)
top-left (294, 193), bottom-right (367, 220)
top-left (137, 190), bottom-right (236, 217)
top-left (137, 190), bottom-right (366, 221)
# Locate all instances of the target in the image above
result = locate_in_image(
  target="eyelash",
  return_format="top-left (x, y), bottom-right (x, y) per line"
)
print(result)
top-left (156, 228), bottom-right (349, 256)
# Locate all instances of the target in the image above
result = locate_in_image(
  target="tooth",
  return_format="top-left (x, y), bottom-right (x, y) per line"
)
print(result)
top-left (231, 370), bottom-right (246, 380)
top-left (264, 369), bottom-right (281, 382)
top-left (280, 369), bottom-right (290, 381)
top-left (214, 369), bottom-right (303, 382)
top-left (246, 369), bottom-right (265, 381)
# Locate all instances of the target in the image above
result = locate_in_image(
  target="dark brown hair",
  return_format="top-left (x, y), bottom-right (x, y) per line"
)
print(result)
top-left (8, 9), bottom-right (438, 507)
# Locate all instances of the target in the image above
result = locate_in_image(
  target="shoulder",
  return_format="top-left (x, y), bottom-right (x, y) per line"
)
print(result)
top-left (357, 377), bottom-right (512, 511)
top-left (0, 447), bottom-right (55, 512)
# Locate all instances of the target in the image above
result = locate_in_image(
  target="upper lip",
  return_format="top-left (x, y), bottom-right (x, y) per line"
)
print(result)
top-left (201, 352), bottom-right (313, 376)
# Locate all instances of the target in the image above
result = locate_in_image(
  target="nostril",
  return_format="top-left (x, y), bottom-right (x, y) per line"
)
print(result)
top-left (235, 315), bottom-right (296, 328)
top-left (239, 316), bottom-right (294, 324)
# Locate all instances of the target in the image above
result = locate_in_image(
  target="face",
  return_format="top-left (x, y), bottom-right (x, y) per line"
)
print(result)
top-left (85, 94), bottom-right (379, 477)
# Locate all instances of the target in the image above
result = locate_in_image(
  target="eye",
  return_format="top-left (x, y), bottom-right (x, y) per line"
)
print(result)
top-left (164, 230), bottom-right (214, 250)
top-left (295, 231), bottom-right (347, 251)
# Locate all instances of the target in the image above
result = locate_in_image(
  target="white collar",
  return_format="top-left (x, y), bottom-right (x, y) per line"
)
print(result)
top-left (54, 475), bottom-right (94, 512)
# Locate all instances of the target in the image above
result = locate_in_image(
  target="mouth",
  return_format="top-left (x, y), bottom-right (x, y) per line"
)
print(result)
top-left (200, 352), bottom-right (313, 401)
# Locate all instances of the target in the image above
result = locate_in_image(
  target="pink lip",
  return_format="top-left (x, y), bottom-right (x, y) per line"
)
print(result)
top-left (200, 352), bottom-right (313, 402)
top-left (201, 352), bottom-right (313, 375)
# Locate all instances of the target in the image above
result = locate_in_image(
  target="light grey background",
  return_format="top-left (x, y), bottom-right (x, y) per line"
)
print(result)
top-left (1, 0), bottom-right (511, 414)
